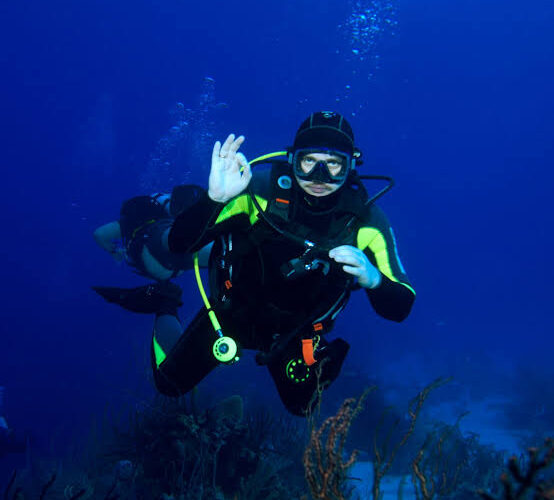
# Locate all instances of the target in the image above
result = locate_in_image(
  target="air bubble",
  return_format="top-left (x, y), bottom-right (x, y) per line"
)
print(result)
top-left (140, 77), bottom-right (228, 192)
top-left (340, 0), bottom-right (398, 78)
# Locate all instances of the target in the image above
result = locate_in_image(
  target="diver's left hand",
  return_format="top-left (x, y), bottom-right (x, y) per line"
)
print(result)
top-left (329, 245), bottom-right (382, 289)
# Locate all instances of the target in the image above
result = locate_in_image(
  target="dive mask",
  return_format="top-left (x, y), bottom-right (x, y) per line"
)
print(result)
top-left (291, 148), bottom-right (354, 185)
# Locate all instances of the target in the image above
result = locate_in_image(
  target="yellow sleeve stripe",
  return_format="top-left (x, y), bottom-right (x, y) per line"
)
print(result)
top-left (153, 335), bottom-right (166, 369)
top-left (215, 194), bottom-right (268, 226)
top-left (357, 227), bottom-right (415, 295)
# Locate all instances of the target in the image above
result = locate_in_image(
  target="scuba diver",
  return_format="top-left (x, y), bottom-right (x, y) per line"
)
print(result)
top-left (93, 189), bottom-right (212, 353)
top-left (0, 387), bottom-right (26, 458)
top-left (150, 111), bottom-right (416, 417)
top-left (93, 188), bottom-right (213, 279)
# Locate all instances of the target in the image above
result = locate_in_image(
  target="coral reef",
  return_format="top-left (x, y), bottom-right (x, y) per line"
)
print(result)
top-left (2, 394), bottom-right (308, 499)
top-left (303, 389), bottom-right (370, 500)
top-left (371, 377), bottom-right (451, 499)
top-left (410, 416), bottom-right (505, 499)
top-left (479, 437), bottom-right (554, 500)
top-left (4, 379), bottom-right (551, 500)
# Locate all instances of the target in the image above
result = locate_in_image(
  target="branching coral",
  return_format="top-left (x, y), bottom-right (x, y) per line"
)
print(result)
top-left (479, 437), bottom-right (554, 500)
top-left (303, 389), bottom-right (371, 500)
top-left (371, 376), bottom-right (451, 500)
top-left (409, 416), bottom-right (508, 500)
top-left (410, 413), bottom-right (470, 499)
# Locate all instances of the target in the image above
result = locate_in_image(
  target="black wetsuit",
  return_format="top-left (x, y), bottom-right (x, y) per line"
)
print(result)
top-left (119, 188), bottom-right (205, 278)
top-left (154, 165), bottom-right (415, 415)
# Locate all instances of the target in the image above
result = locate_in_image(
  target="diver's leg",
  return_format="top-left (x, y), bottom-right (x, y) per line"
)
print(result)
top-left (152, 307), bottom-right (220, 397)
top-left (151, 286), bottom-right (183, 354)
top-left (153, 314), bottom-right (182, 354)
top-left (267, 337), bottom-right (350, 417)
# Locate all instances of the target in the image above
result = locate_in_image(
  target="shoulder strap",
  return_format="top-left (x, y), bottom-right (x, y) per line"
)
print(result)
top-left (248, 160), bottom-right (294, 223)
top-left (266, 161), bottom-right (295, 223)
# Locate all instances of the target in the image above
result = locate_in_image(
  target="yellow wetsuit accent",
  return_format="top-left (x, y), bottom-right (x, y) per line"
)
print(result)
top-left (357, 227), bottom-right (415, 295)
top-left (152, 334), bottom-right (166, 368)
top-left (215, 194), bottom-right (268, 226)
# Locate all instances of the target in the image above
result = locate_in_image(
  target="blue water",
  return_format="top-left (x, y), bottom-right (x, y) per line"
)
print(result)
top-left (1, 0), bottom-right (554, 488)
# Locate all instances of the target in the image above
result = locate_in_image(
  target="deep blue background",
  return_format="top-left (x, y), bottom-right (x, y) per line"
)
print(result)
top-left (1, 0), bottom-right (553, 476)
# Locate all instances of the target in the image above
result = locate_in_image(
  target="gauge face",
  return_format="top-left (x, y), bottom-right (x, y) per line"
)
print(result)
top-left (213, 336), bottom-right (239, 363)
top-left (286, 358), bottom-right (311, 383)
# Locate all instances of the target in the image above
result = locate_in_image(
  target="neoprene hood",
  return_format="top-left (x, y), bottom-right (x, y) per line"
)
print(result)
top-left (291, 111), bottom-right (355, 156)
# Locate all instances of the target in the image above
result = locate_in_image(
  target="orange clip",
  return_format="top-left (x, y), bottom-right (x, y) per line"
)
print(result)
top-left (275, 197), bottom-right (290, 205)
top-left (224, 280), bottom-right (232, 290)
top-left (313, 322), bottom-right (323, 332)
top-left (302, 338), bottom-right (317, 366)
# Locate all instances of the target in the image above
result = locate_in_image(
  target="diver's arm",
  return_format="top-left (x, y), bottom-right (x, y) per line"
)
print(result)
top-left (357, 206), bottom-right (416, 322)
top-left (168, 188), bottom-right (264, 253)
top-left (168, 190), bottom-right (226, 253)
top-left (93, 221), bottom-right (122, 254)
top-left (365, 274), bottom-right (415, 322)
top-left (168, 134), bottom-right (253, 253)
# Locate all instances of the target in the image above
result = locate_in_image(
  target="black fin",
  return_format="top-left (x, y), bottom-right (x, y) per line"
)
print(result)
top-left (92, 283), bottom-right (183, 314)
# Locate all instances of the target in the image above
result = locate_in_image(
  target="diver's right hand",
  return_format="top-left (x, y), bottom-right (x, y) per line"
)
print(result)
top-left (208, 134), bottom-right (252, 203)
